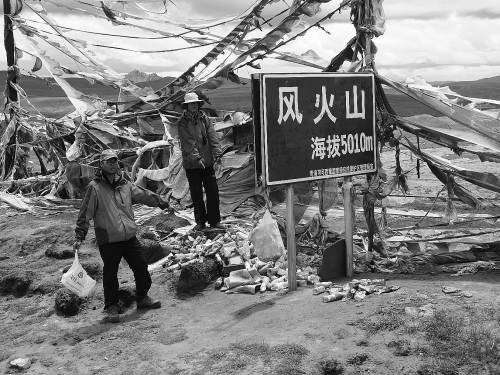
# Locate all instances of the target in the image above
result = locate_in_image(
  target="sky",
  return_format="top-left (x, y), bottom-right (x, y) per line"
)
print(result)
top-left (1, 0), bottom-right (500, 82)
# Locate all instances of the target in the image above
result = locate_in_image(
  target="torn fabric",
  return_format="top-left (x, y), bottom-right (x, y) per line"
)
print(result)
top-left (163, 0), bottom-right (273, 91)
top-left (397, 115), bottom-right (500, 156)
top-left (379, 74), bottom-right (500, 147)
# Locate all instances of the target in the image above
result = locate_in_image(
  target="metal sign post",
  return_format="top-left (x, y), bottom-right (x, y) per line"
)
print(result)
top-left (256, 72), bottom-right (376, 284)
top-left (343, 177), bottom-right (354, 277)
top-left (286, 184), bottom-right (297, 291)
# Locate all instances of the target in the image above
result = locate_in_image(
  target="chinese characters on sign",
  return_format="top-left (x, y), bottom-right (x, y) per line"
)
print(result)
top-left (261, 73), bottom-right (376, 185)
top-left (311, 132), bottom-right (374, 160)
top-left (313, 86), bottom-right (336, 124)
top-left (277, 87), bottom-right (302, 124)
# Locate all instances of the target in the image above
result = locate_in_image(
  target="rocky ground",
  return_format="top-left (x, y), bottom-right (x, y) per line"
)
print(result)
top-left (1, 145), bottom-right (499, 374)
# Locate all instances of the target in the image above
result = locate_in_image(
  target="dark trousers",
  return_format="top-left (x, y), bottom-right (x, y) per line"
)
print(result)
top-left (98, 236), bottom-right (151, 309)
top-left (185, 166), bottom-right (221, 226)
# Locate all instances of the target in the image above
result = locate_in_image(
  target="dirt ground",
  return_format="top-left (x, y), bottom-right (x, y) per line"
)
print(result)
top-left (1, 145), bottom-right (499, 374)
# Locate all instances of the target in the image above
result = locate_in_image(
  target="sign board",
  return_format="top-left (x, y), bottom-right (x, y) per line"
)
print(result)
top-left (260, 72), bottom-right (376, 186)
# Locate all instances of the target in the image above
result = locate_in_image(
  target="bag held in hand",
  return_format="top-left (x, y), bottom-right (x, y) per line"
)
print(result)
top-left (61, 250), bottom-right (96, 297)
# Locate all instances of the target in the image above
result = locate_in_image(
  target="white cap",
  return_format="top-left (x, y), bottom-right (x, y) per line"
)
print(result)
top-left (182, 92), bottom-right (204, 105)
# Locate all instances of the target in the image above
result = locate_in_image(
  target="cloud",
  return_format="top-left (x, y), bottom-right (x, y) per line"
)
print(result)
top-left (1, 0), bottom-right (500, 83)
top-left (464, 9), bottom-right (500, 19)
top-left (379, 65), bottom-right (500, 83)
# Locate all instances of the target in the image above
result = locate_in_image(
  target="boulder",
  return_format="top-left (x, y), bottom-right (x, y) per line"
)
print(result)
top-left (9, 358), bottom-right (32, 370)
top-left (138, 230), bottom-right (158, 241)
top-left (0, 271), bottom-right (33, 297)
top-left (54, 288), bottom-right (82, 316)
top-left (141, 211), bottom-right (190, 233)
top-left (176, 258), bottom-right (222, 297)
top-left (139, 238), bottom-right (171, 264)
top-left (45, 247), bottom-right (75, 259)
top-left (319, 359), bottom-right (344, 375)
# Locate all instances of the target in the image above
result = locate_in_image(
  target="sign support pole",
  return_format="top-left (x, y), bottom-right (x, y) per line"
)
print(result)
top-left (3, 0), bottom-right (18, 105)
top-left (286, 184), bottom-right (297, 291)
top-left (343, 177), bottom-right (353, 277)
top-left (259, 72), bottom-right (376, 282)
top-left (2, 0), bottom-right (19, 179)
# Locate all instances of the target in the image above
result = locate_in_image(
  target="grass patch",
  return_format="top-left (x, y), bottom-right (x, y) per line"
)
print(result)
top-left (352, 296), bottom-right (499, 373)
top-left (354, 294), bottom-right (431, 334)
top-left (346, 353), bottom-right (369, 366)
top-left (181, 342), bottom-right (309, 375)
top-left (416, 360), bottom-right (460, 375)
top-left (318, 358), bottom-right (344, 375)
top-left (357, 305), bottom-right (406, 334)
top-left (387, 339), bottom-right (411, 356)
top-left (422, 309), bottom-right (499, 366)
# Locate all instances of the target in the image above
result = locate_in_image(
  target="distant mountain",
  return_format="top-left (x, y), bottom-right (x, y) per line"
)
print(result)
top-left (0, 71), bottom-right (177, 99)
top-left (124, 69), bottom-right (163, 83)
top-left (432, 75), bottom-right (500, 100)
top-left (1, 72), bottom-right (498, 117)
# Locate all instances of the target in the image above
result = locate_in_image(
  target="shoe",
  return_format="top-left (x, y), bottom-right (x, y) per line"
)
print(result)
top-left (193, 223), bottom-right (206, 231)
top-left (104, 304), bottom-right (120, 323)
top-left (210, 222), bottom-right (226, 230)
top-left (137, 295), bottom-right (161, 310)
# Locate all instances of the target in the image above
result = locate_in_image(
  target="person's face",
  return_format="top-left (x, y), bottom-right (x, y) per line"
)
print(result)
top-left (101, 157), bottom-right (119, 175)
top-left (186, 102), bottom-right (200, 113)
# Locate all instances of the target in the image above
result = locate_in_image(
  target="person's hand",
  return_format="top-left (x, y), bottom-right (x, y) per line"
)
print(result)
top-left (215, 156), bottom-right (222, 165)
top-left (73, 240), bottom-right (82, 252)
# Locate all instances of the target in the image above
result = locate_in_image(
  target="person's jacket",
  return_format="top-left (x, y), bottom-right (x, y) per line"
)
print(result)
top-left (75, 172), bottom-right (166, 246)
top-left (177, 110), bottom-right (222, 170)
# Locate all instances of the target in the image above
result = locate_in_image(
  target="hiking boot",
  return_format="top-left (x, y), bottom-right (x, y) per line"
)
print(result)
top-left (192, 223), bottom-right (206, 231)
top-left (210, 222), bottom-right (226, 230)
top-left (137, 295), bottom-right (161, 310)
top-left (104, 304), bottom-right (120, 323)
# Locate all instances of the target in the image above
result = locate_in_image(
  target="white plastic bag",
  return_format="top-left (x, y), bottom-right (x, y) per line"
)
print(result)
top-left (61, 251), bottom-right (96, 297)
top-left (249, 210), bottom-right (285, 262)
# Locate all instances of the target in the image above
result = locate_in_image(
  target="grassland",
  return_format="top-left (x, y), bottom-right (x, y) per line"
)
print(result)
top-left (5, 72), bottom-right (500, 117)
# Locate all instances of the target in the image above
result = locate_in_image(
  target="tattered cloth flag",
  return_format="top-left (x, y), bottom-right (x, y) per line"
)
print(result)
top-left (137, 117), bottom-right (156, 136)
top-left (206, 0), bottom-right (335, 87)
top-left (100, 1), bottom-right (127, 26)
top-left (161, 0), bottom-right (274, 92)
top-left (378, 74), bottom-right (500, 145)
top-left (0, 116), bottom-right (18, 180)
top-left (19, 36), bottom-right (103, 118)
top-left (15, 7), bottom-right (159, 103)
top-left (31, 56), bottom-right (42, 72)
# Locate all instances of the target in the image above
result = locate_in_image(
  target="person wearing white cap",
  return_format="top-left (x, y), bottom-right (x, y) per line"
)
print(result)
top-left (73, 149), bottom-right (170, 322)
top-left (177, 92), bottom-right (224, 231)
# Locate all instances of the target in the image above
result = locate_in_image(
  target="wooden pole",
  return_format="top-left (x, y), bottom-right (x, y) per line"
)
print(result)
top-left (2, 0), bottom-right (19, 180)
top-left (364, 0), bottom-right (374, 71)
top-left (4, 0), bottom-right (18, 104)
top-left (343, 177), bottom-right (353, 277)
top-left (286, 184), bottom-right (297, 291)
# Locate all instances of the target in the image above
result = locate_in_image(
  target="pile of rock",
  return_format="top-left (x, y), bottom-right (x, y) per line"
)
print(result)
top-left (311, 278), bottom-right (400, 303)
top-left (215, 263), bottom-right (320, 294)
top-left (150, 228), bottom-right (252, 273)
top-left (151, 223), bottom-right (324, 294)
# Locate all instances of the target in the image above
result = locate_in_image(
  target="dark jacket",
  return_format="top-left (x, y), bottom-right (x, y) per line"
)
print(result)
top-left (75, 172), bottom-right (166, 246)
top-left (177, 110), bottom-right (222, 170)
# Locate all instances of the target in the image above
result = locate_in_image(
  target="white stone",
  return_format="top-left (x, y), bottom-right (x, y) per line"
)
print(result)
top-left (9, 358), bottom-right (32, 370)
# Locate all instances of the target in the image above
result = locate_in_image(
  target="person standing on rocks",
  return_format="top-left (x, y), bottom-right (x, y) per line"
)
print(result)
top-left (177, 92), bottom-right (224, 231)
top-left (73, 149), bottom-right (170, 323)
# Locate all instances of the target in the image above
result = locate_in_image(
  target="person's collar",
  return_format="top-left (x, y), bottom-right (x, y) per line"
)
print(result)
top-left (101, 172), bottom-right (125, 188)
